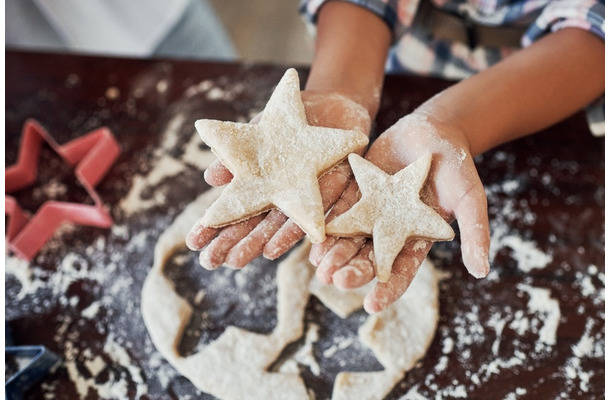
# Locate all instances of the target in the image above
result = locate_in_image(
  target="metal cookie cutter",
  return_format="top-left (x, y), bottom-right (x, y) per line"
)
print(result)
top-left (5, 325), bottom-right (61, 400)
top-left (5, 119), bottom-right (120, 260)
top-left (5, 344), bottom-right (60, 400)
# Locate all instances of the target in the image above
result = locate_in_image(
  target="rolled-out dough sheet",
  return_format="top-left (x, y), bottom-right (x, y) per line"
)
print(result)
top-left (141, 188), bottom-right (440, 399)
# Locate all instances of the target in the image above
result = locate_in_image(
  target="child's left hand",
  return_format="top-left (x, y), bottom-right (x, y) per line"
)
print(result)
top-left (310, 109), bottom-right (492, 313)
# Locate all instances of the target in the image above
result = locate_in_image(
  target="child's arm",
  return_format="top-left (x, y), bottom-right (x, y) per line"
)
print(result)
top-left (313, 27), bottom-right (605, 313)
top-left (187, 2), bottom-right (391, 268)
top-left (422, 27), bottom-right (605, 156)
top-left (304, 1), bottom-right (391, 119)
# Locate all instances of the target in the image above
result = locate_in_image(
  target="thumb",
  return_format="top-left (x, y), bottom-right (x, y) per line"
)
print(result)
top-left (453, 182), bottom-right (491, 278)
top-left (204, 159), bottom-right (233, 186)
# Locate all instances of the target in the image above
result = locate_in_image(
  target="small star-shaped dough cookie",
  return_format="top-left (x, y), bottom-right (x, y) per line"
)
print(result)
top-left (195, 69), bottom-right (369, 243)
top-left (326, 153), bottom-right (454, 282)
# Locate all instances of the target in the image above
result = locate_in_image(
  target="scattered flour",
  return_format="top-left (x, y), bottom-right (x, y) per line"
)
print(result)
top-left (503, 387), bottom-right (528, 400)
top-left (278, 323), bottom-right (322, 377)
top-left (486, 177), bottom-right (551, 275)
top-left (118, 73), bottom-right (257, 218)
top-left (496, 234), bottom-right (552, 273)
top-left (5, 253), bottom-right (42, 299)
top-left (517, 283), bottom-right (561, 349)
top-left (81, 300), bottom-right (103, 319)
top-left (6, 71), bottom-right (603, 399)
top-left (322, 335), bottom-right (357, 359)
top-left (5, 76), bottom-right (245, 398)
top-left (399, 385), bottom-right (429, 400)
top-left (61, 325), bottom-right (147, 399)
top-left (32, 178), bottom-right (68, 200)
top-left (562, 318), bottom-right (603, 393)
top-left (120, 153), bottom-right (189, 215)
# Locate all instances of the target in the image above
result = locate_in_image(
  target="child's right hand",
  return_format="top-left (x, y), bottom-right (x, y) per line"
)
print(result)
top-left (186, 90), bottom-right (372, 270)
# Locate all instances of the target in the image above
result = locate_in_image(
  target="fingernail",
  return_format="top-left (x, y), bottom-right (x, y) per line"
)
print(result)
top-left (262, 246), bottom-right (280, 260)
top-left (199, 250), bottom-right (219, 271)
top-left (332, 269), bottom-right (353, 289)
top-left (263, 242), bottom-right (290, 260)
top-left (363, 293), bottom-right (389, 314)
top-left (470, 259), bottom-right (490, 279)
top-left (309, 246), bottom-right (324, 266)
top-left (363, 297), bottom-right (379, 314)
top-left (464, 245), bottom-right (490, 279)
top-left (333, 265), bottom-right (367, 289)
top-left (225, 252), bottom-right (250, 270)
top-left (186, 223), bottom-right (206, 251)
top-left (315, 265), bottom-right (333, 285)
top-left (203, 167), bottom-right (217, 186)
top-left (477, 260), bottom-right (491, 279)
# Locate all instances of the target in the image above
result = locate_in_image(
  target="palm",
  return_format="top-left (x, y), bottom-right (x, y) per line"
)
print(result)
top-left (186, 91), bottom-right (371, 270)
top-left (311, 112), bottom-right (491, 313)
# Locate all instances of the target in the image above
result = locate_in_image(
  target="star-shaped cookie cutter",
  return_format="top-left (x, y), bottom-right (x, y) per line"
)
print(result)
top-left (5, 119), bottom-right (120, 260)
top-left (5, 325), bottom-right (61, 400)
top-left (5, 345), bottom-right (61, 400)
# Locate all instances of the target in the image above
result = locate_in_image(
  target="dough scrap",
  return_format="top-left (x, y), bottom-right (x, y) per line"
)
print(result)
top-left (194, 69), bottom-right (369, 243)
top-left (142, 189), bottom-right (440, 399)
top-left (326, 153), bottom-right (454, 282)
top-left (311, 258), bottom-right (440, 400)
top-left (309, 278), bottom-right (373, 319)
top-left (142, 187), bottom-right (312, 399)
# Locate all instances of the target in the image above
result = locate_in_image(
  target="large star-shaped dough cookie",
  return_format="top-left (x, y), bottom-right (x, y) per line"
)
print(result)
top-left (326, 153), bottom-right (454, 282)
top-left (195, 69), bottom-right (368, 243)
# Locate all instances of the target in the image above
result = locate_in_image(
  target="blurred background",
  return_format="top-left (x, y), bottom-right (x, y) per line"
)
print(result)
top-left (5, 0), bottom-right (314, 65)
top-left (210, 0), bottom-right (313, 65)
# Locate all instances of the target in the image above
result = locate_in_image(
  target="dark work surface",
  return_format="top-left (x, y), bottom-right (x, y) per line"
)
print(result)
top-left (5, 50), bottom-right (604, 399)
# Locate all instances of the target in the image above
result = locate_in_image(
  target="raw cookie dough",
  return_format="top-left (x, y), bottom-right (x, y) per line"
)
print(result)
top-left (194, 68), bottom-right (369, 243)
top-left (326, 153), bottom-right (454, 282)
top-left (142, 188), bottom-right (440, 399)
top-left (142, 187), bottom-right (311, 400)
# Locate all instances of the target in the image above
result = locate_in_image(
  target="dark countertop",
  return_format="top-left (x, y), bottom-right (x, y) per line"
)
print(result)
top-left (5, 50), bottom-right (604, 399)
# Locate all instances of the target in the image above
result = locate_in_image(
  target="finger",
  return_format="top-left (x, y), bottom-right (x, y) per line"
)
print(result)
top-left (204, 110), bottom-right (263, 187)
top-left (198, 215), bottom-right (265, 270)
top-left (325, 175), bottom-right (360, 221)
top-left (309, 235), bottom-right (339, 266)
top-left (363, 240), bottom-right (432, 314)
top-left (264, 162), bottom-right (354, 260)
top-left (225, 210), bottom-right (287, 268)
top-left (331, 241), bottom-right (375, 289)
top-left (306, 177), bottom-right (362, 263)
top-left (315, 237), bottom-right (366, 284)
top-left (318, 161), bottom-right (354, 208)
top-left (453, 183), bottom-right (491, 279)
top-left (262, 221), bottom-right (305, 260)
top-left (186, 221), bottom-right (219, 251)
top-left (204, 159), bottom-right (233, 186)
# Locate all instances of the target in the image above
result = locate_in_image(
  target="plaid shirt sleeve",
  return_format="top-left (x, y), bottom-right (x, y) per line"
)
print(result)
top-left (300, 0), bottom-right (605, 135)
top-left (521, 0), bottom-right (605, 136)
top-left (523, 0), bottom-right (605, 46)
top-left (299, 0), bottom-right (419, 41)
top-left (524, 1), bottom-right (605, 136)
top-left (301, 0), bottom-right (605, 45)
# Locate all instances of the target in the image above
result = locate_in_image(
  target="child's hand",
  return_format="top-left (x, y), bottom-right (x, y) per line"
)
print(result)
top-left (310, 110), bottom-right (491, 313)
top-left (186, 91), bottom-right (371, 270)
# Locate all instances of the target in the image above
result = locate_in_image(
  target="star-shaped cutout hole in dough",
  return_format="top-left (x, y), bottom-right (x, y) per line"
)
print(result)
top-left (195, 69), bottom-right (369, 243)
top-left (326, 153), bottom-right (454, 282)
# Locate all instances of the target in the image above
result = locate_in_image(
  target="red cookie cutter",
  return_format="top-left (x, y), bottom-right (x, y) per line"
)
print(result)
top-left (5, 119), bottom-right (120, 261)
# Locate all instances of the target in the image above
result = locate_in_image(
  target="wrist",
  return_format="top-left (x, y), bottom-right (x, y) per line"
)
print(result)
top-left (305, 1), bottom-right (391, 120)
top-left (304, 82), bottom-right (380, 122)
top-left (409, 102), bottom-right (475, 158)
